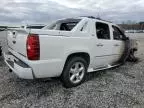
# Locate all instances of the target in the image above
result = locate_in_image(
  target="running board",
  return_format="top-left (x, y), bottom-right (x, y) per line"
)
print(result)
top-left (87, 64), bottom-right (121, 72)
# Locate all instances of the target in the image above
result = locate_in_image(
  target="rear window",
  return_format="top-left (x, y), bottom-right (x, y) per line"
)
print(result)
top-left (44, 19), bottom-right (81, 31)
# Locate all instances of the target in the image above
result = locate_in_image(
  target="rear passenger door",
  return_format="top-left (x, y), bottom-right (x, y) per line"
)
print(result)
top-left (93, 22), bottom-right (114, 68)
top-left (111, 25), bottom-right (125, 62)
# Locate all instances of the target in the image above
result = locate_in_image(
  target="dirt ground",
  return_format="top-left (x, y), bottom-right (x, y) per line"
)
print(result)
top-left (0, 34), bottom-right (144, 108)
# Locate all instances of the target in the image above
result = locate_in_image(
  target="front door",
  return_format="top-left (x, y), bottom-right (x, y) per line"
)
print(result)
top-left (111, 25), bottom-right (126, 63)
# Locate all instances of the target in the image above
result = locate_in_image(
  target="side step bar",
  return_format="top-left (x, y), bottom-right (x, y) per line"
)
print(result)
top-left (88, 63), bottom-right (121, 72)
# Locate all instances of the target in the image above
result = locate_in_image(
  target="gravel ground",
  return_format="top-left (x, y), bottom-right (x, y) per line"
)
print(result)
top-left (0, 38), bottom-right (144, 108)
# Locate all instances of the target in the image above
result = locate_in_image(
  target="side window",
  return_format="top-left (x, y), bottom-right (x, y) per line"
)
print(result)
top-left (112, 26), bottom-right (125, 40)
top-left (60, 22), bottom-right (78, 31)
top-left (96, 22), bottom-right (110, 39)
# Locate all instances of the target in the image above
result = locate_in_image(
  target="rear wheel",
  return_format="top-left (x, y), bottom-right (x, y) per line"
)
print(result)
top-left (61, 57), bottom-right (88, 88)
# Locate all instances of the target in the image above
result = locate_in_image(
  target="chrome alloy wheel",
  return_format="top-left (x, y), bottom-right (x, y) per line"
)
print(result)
top-left (69, 62), bottom-right (85, 84)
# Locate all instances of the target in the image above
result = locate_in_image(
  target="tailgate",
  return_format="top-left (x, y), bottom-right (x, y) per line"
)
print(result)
top-left (7, 28), bottom-right (29, 56)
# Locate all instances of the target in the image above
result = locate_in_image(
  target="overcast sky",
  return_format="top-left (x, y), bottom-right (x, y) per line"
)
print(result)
top-left (0, 0), bottom-right (144, 25)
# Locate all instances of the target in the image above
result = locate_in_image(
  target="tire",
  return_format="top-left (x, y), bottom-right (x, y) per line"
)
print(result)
top-left (127, 49), bottom-right (138, 62)
top-left (61, 57), bottom-right (88, 88)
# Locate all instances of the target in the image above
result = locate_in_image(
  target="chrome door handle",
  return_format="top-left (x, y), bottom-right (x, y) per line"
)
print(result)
top-left (96, 43), bottom-right (103, 47)
top-left (114, 44), bottom-right (119, 46)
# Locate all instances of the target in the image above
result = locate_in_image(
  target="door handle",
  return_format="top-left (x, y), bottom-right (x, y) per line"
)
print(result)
top-left (96, 43), bottom-right (103, 47)
top-left (114, 44), bottom-right (119, 46)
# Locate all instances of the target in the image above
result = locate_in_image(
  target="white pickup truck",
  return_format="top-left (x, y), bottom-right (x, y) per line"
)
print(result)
top-left (4, 16), bottom-right (137, 88)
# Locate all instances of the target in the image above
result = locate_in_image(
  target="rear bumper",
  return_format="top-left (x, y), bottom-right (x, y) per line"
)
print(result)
top-left (4, 48), bottom-right (64, 79)
top-left (4, 52), bottom-right (34, 79)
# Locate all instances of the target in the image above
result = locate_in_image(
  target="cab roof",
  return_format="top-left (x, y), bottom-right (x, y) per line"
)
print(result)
top-left (79, 16), bottom-right (113, 23)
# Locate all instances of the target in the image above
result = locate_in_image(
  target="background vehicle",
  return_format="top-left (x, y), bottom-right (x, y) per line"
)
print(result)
top-left (4, 16), bottom-right (137, 88)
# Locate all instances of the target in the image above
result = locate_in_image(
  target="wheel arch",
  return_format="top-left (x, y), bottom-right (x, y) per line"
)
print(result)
top-left (63, 52), bottom-right (90, 70)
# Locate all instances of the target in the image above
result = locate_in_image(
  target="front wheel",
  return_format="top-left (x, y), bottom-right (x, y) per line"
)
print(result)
top-left (127, 49), bottom-right (138, 62)
top-left (61, 57), bottom-right (88, 88)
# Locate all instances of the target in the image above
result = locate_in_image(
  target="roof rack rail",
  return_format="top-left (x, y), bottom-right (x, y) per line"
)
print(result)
top-left (80, 16), bottom-right (112, 23)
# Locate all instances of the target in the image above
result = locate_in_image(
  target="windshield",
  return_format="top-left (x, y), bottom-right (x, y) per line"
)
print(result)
top-left (43, 18), bottom-right (81, 31)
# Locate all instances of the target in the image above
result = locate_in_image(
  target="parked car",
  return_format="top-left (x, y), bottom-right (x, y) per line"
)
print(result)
top-left (4, 16), bottom-right (138, 88)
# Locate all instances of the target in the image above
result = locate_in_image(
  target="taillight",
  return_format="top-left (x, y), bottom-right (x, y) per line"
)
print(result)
top-left (26, 34), bottom-right (40, 60)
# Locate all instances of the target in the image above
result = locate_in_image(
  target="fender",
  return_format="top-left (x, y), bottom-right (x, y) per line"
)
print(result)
top-left (62, 47), bottom-right (91, 68)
